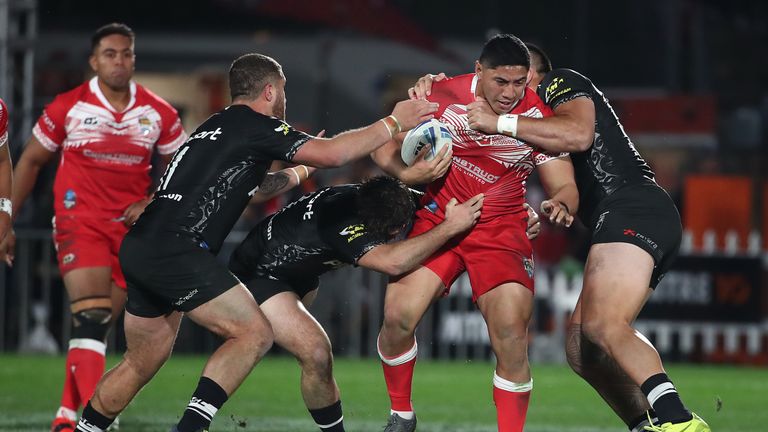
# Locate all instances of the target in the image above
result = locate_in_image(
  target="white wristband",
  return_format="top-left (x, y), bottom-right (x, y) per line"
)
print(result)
top-left (497, 114), bottom-right (519, 137)
top-left (0, 197), bottom-right (11, 218)
top-left (299, 165), bottom-right (310, 178)
top-left (288, 167), bottom-right (301, 184)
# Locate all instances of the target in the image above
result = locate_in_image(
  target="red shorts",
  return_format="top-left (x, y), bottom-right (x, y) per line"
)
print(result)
top-left (52, 215), bottom-right (129, 289)
top-left (410, 208), bottom-right (535, 301)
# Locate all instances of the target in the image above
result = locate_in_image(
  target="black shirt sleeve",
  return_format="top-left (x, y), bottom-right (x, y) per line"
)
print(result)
top-left (538, 68), bottom-right (593, 110)
top-left (250, 115), bottom-right (313, 161)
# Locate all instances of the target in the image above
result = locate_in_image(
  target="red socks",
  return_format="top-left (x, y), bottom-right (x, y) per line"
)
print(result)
top-left (492, 372), bottom-right (532, 432)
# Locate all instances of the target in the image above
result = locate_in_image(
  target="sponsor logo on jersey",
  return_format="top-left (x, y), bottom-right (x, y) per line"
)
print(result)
top-left (62, 253), bottom-right (76, 265)
top-left (545, 77), bottom-right (565, 102)
top-left (158, 193), bottom-right (183, 202)
top-left (187, 127), bottom-right (222, 142)
top-left (522, 256), bottom-right (534, 279)
top-left (83, 149), bottom-right (144, 165)
top-left (274, 122), bottom-right (291, 136)
top-left (452, 156), bottom-right (500, 184)
top-left (339, 224), bottom-right (366, 243)
top-left (83, 116), bottom-right (98, 126)
top-left (63, 189), bottom-right (77, 209)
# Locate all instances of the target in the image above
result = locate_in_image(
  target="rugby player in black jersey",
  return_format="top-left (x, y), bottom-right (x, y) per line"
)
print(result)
top-left (75, 53), bottom-right (439, 432)
top-left (408, 46), bottom-right (710, 432)
top-left (229, 176), bottom-right (485, 432)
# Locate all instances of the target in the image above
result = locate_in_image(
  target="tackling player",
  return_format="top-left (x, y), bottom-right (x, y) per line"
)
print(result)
top-left (372, 34), bottom-right (578, 432)
top-left (74, 53), bottom-right (438, 432)
top-left (3, 24), bottom-right (187, 432)
top-left (409, 43), bottom-right (710, 432)
top-left (229, 176), bottom-right (484, 432)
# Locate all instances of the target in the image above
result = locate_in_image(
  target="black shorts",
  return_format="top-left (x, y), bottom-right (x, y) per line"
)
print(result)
top-left (241, 276), bottom-right (319, 304)
top-left (121, 233), bottom-right (240, 318)
top-left (589, 183), bottom-right (682, 288)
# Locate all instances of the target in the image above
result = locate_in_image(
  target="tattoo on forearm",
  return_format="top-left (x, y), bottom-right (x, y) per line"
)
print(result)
top-left (258, 172), bottom-right (290, 195)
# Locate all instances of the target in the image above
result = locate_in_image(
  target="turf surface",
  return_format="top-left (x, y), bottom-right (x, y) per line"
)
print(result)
top-left (0, 354), bottom-right (761, 431)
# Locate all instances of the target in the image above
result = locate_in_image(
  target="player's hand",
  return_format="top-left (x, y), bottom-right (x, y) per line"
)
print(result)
top-left (540, 199), bottom-right (574, 228)
top-left (121, 197), bottom-right (151, 227)
top-left (391, 99), bottom-right (439, 131)
top-left (408, 73), bottom-right (447, 100)
top-left (0, 229), bottom-right (16, 266)
top-left (524, 203), bottom-right (541, 240)
top-left (400, 144), bottom-right (452, 185)
top-left (467, 97), bottom-right (499, 134)
top-left (443, 193), bottom-right (484, 234)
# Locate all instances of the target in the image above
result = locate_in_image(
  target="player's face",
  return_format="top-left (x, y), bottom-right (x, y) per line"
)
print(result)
top-left (90, 34), bottom-right (135, 91)
top-left (476, 62), bottom-right (529, 115)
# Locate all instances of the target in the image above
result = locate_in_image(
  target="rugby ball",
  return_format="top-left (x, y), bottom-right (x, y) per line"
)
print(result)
top-left (400, 119), bottom-right (452, 166)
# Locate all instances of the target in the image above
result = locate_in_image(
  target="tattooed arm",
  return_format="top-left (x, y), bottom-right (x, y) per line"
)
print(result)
top-left (250, 165), bottom-right (315, 204)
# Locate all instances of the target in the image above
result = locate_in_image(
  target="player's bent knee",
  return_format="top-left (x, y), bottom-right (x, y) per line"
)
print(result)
top-left (300, 345), bottom-right (334, 377)
top-left (72, 306), bottom-right (112, 342)
top-left (382, 306), bottom-right (419, 336)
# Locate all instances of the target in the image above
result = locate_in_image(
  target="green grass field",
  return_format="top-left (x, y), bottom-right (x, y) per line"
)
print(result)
top-left (0, 354), bottom-right (763, 431)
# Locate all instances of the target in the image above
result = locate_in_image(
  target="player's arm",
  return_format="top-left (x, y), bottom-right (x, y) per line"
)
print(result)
top-left (250, 165), bottom-right (315, 204)
top-left (292, 99), bottom-right (438, 168)
top-left (12, 136), bottom-right (56, 217)
top-left (512, 97), bottom-right (596, 153)
top-left (0, 143), bottom-right (13, 246)
top-left (370, 137), bottom-right (452, 186)
top-left (357, 194), bottom-right (483, 276)
top-left (536, 156), bottom-right (579, 228)
top-left (0, 136), bottom-right (56, 265)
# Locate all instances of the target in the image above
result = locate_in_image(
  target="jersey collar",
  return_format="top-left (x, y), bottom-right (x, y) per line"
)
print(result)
top-left (89, 76), bottom-right (137, 113)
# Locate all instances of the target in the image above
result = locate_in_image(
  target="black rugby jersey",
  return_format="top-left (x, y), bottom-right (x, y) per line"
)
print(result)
top-left (537, 69), bottom-right (656, 224)
top-left (130, 105), bottom-right (311, 253)
top-left (228, 184), bottom-right (386, 283)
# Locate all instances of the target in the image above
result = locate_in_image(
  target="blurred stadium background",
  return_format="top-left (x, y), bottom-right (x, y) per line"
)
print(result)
top-left (1, 0), bottom-right (766, 430)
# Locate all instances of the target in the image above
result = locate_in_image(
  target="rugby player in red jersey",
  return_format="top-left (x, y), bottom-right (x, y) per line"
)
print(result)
top-left (371, 34), bottom-right (578, 432)
top-left (3, 23), bottom-right (187, 431)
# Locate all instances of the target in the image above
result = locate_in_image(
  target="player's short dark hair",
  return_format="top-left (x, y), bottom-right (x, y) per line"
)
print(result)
top-left (479, 34), bottom-right (530, 69)
top-left (91, 23), bottom-right (134, 53)
top-left (357, 176), bottom-right (416, 240)
top-left (525, 43), bottom-right (552, 75)
top-left (229, 53), bottom-right (284, 101)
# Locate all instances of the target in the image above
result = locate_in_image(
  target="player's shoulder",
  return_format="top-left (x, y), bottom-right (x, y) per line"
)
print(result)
top-left (429, 73), bottom-right (475, 101)
top-left (514, 87), bottom-right (550, 117)
top-left (134, 83), bottom-right (179, 115)
top-left (48, 81), bottom-right (91, 111)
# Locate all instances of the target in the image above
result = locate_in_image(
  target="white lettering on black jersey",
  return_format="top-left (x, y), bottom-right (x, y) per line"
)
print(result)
top-left (130, 105), bottom-right (311, 253)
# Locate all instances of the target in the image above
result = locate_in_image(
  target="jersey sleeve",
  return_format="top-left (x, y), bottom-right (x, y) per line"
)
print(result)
top-left (155, 104), bottom-right (187, 155)
top-left (32, 93), bottom-right (71, 152)
top-left (324, 219), bottom-right (385, 264)
top-left (252, 116), bottom-right (312, 162)
top-left (539, 68), bottom-right (593, 111)
top-left (0, 99), bottom-right (8, 148)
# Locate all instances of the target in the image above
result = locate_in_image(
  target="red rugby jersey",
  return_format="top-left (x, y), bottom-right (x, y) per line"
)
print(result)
top-left (32, 77), bottom-right (187, 218)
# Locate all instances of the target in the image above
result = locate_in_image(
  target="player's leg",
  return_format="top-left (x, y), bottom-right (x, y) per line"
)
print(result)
top-left (52, 267), bottom-right (113, 432)
top-left (260, 288), bottom-right (345, 431)
top-left (476, 282), bottom-right (533, 432)
top-left (178, 283), bottom-right (274, 432)
top-left (580, 243), bottom-right (698, 427)
top-left (378, 265), bottom-right (446, 428)
top-left (76, 310), bottom-right (183, 431)
top-left (567, 297), bottom-right (655, 431)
